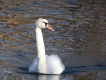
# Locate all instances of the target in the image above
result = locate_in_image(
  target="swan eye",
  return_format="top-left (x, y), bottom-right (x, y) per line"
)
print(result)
top-left (43, 22), bottom-right (48, 26)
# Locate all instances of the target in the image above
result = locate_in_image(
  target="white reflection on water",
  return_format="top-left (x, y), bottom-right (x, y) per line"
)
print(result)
top-left (36, 75), bottom-right (60, 80)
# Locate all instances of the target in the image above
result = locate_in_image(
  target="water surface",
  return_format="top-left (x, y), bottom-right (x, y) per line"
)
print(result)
top-left (0, 0), bottom-right (106, 80)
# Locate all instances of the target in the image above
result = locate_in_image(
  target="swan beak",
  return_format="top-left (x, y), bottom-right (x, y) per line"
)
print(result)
top-left (46, 24), bottom-right (54, 32)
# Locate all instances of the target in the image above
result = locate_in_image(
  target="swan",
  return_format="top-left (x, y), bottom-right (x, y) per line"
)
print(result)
top-left (29, 18), bottom-right (65, 74)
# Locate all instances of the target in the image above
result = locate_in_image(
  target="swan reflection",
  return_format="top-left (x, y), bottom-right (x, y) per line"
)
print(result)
top-left (36, 74), bottom-right (60, 80)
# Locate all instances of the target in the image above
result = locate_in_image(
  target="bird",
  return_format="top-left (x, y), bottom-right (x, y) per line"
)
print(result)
top-left (29, 18), bottom-right (65, 74)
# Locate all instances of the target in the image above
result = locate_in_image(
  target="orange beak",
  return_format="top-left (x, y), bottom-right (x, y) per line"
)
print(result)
top-left (46, 24), bottom-right (54, 32)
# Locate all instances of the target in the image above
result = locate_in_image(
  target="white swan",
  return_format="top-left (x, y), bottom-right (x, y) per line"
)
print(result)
top-left (29, 18), bottom-right (65, 74)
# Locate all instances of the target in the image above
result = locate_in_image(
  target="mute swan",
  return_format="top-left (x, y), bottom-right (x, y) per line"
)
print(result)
top-left (29, 18), bottom-right (65, 74)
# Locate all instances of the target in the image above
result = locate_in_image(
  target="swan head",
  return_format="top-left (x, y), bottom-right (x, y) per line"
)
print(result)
top-left (36, 18), bottom-right (54, 31)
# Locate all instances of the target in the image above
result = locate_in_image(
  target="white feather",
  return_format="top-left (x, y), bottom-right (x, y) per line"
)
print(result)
top-left (29, 18), bottom-right (65, 74)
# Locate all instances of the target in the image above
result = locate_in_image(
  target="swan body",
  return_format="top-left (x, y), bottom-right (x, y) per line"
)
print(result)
top-left (29, 18), bottom-right (65, 74)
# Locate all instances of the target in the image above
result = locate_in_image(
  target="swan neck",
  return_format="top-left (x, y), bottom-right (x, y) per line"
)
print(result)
top-left (35, 28), bottom-right (45, 58)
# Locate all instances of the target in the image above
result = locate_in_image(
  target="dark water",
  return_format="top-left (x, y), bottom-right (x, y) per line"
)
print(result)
top-left (0, 0), bottom-right (106, 80)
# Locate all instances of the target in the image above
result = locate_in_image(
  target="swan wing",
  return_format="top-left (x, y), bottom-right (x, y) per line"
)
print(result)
top-left (29, 58), bottom-right (38, 72)
top-left (46, 54), bottom-right (65, 74)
